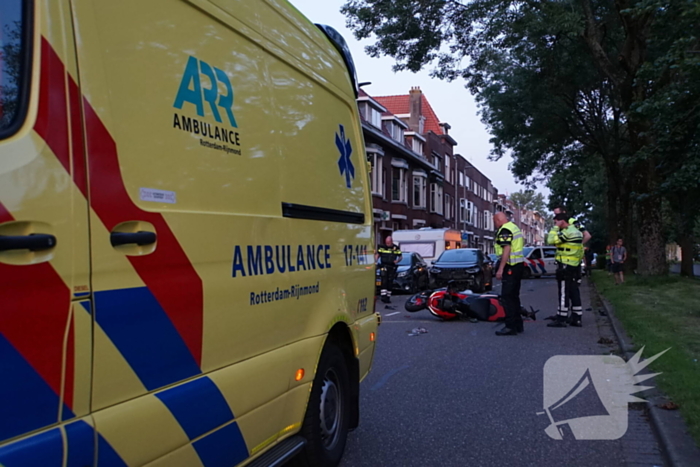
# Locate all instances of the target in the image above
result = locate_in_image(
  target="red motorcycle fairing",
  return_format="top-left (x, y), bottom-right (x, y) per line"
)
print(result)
top-left (426, 290), bottom-right (506, 321)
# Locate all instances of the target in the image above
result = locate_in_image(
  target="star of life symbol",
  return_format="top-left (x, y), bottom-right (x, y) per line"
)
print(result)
top-left (539, 347), bottom-right (669, 440)
top-left (336, 124), bottom-right (354, 188)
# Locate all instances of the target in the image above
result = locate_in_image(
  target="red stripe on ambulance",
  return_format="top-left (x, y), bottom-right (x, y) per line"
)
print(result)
top-left (82, 97), bottom-right (204, 366)
top-left (35, 38), bottom-right (70, 173)
top-left (0, 202), bottom-right (70, 401)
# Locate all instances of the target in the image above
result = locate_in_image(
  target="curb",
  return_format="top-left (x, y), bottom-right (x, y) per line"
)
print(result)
top-left (591, 280), bottom-right (700, 467)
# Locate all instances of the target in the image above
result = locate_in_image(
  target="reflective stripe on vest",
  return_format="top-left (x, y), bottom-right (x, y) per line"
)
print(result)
top-left (494, 222), bottom-right (524, 265)
top-left (555, 226), bottom-right (583, 266)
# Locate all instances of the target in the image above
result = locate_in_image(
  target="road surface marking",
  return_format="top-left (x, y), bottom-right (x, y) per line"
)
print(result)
top-left (385, 312), bottom-right (400, 316)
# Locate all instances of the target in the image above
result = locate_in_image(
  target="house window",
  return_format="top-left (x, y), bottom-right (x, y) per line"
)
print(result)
top-left (391, 123), bottom-right (404, 142)
top-left (430, 183), bottom-right (443, 214)
top-left (413, 176), bottom-right (427, 208)
top-left (445, 157), bottom-right (451, 183)
top-left (445, 194), bottom-right (453, 220)
top-left (484, 210), bottom-right (491, 231)
top-left (367, 149), bottom-right (384, 197)
top-left (433, 155), bottom-right (442, 173)
top-left (459, 199), bottom-right (468, 224)
top-left (459, 172), bottom-right (464, 187)
top-left (412, 138), bottom-right (423, 154)
top-left (369, 106), bottom-right (382, 128)
top-left (465, 201), bottom-right (473, 224)
top-left (392, 167), bottom-right (407, 202)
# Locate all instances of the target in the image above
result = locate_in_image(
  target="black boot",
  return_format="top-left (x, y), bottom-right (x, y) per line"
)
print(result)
top-left (381, 295), bottom-right (390, 303)
top-left (495, 326), bottom-right (518, 336)
top-left (547, 316), bottom-right (568, 328)
top-left (570, 315), bottom-right (582, 327)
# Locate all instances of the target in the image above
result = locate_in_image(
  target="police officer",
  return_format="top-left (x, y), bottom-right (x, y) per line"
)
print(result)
top-left (493, 212), bottom-right (525, 336)
top-left (547, 213), bottom-right (584, 327)
top-left (553, 206), bottom-right (591, 245)
top-left (376, 236), bottom-right (402, 303)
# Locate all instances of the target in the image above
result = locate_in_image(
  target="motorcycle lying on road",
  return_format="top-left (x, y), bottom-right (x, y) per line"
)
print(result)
top-left (404, 281), bottom-right (539, 322)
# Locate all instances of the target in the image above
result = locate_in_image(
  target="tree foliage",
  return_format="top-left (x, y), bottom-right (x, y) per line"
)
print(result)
top-left (510, 189), bottom-right (547, 213)
top-left (343, 0), bottom-right (700, 276)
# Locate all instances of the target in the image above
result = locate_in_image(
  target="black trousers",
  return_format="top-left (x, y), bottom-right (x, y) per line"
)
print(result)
top-left (380, 264), bottom-right (397, 297)
top-left (556, 262), bottom-right (582, 318)
top-left (501, 262), bottom-right (524, 330)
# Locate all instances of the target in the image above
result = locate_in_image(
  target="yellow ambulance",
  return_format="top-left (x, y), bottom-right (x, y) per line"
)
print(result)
top-left (0, 1), bottom-right (378, 466)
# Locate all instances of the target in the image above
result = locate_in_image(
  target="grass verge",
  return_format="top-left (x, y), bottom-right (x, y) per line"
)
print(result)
top-left (590, 270), bottom-right (700, 444)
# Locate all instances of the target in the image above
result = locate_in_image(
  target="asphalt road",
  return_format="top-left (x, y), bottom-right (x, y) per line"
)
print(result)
top-left (339, 276), bottom-right (665, 467)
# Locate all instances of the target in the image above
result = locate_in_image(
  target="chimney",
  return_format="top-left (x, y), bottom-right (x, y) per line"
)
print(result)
top-left (409, 86), bottom-right (422, 133)
top-left (439, 122), bottom-right (451, 135)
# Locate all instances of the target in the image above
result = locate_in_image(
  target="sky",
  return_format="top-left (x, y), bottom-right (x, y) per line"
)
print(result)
top-left (289, 0), bottom-right (545, 197)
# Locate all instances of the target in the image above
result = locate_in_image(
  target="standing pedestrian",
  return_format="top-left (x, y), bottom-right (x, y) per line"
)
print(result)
top-left (547, 213), bottom-right (585, 328)
top-left (611, 238), bottom-right (627, 284)
top-left (605, 244), bottom-right (613, 275)
top-left (493, 212), bottom-right (525, 336)
top-left (376, 236), bottom-right (402, 303)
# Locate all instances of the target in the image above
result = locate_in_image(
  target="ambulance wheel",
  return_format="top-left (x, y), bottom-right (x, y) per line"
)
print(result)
top-left (296, 342), bottom-right (350, 467)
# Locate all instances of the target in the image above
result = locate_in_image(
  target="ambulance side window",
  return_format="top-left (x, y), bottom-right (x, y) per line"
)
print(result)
top-left (0, 0), bottom-right (31, 138)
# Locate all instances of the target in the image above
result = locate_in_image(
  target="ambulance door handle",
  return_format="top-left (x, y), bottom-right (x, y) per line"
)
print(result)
top-left (0, 233), bottom-right (57, 252)
top-left (110, 231), bottom-right (157, 247)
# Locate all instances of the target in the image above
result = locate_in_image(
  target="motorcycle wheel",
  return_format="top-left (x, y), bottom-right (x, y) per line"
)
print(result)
top-left (404, 292), bottom-right (428, 312)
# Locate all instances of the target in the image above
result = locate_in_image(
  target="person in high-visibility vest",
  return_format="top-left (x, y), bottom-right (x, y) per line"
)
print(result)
top-left (605, 244), bottom-right (612, 275)
top-left (493, 212), bottom-right (525, 335)
top-left (375, 236), bottom-right (402, 303)
top-left (547, 213), bottom-right (585, 327)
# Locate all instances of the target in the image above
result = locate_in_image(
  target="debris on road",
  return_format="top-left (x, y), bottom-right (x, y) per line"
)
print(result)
top-left (407, 327), bottom-right (428, 336)
top-left (658, 401), bottom-right (679, 410)
top-left (598, 309), bottom-right (608, 316)
top-left (598, 337), bottom-right (614, 345)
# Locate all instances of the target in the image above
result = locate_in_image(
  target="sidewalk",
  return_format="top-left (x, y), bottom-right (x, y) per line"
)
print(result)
top-left (591, 274), bottom-right (700, 467)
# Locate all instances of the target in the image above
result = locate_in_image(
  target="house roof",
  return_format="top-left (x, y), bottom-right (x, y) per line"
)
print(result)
top-left (373, 93), bottom-right (444, 135)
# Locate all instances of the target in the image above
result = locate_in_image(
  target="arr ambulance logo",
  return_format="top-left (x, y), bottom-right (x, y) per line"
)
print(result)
top-left (172, 56), bottom-right (242, 155)
top-left (174, 56), bottom-right (236, 126)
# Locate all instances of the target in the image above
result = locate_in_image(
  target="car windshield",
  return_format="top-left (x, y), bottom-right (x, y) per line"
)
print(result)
top-left (523, 247), bottom-right (534, 257)
top-left (397, 254), bottom-right (412, 266)
top-left (437, 249), bottom-right (478, 263)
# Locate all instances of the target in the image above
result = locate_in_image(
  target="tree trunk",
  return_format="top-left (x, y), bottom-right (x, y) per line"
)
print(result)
top-left (679, 234), bottom-right (695, 278)
top-left (636, 196), bottom-right (667, 276)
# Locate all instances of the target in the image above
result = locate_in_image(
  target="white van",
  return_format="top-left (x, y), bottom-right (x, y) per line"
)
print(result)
top-left (392, 228), bottom-right (462, 263)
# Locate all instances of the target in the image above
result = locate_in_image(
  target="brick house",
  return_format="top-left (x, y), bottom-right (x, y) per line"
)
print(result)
top-left (358, 86), bottom-right (497, 251)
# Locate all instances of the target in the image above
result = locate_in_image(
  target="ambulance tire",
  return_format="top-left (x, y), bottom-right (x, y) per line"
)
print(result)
top-left (296, 341), bottom-right (350, 467)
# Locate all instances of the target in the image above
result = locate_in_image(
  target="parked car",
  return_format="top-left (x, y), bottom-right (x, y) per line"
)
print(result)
top-left (376, 252), bottom-right (430, 294)
top-left (523, 246), bottom-right (558, 278)
top-left (429, 248), bottom-right (493, 292)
